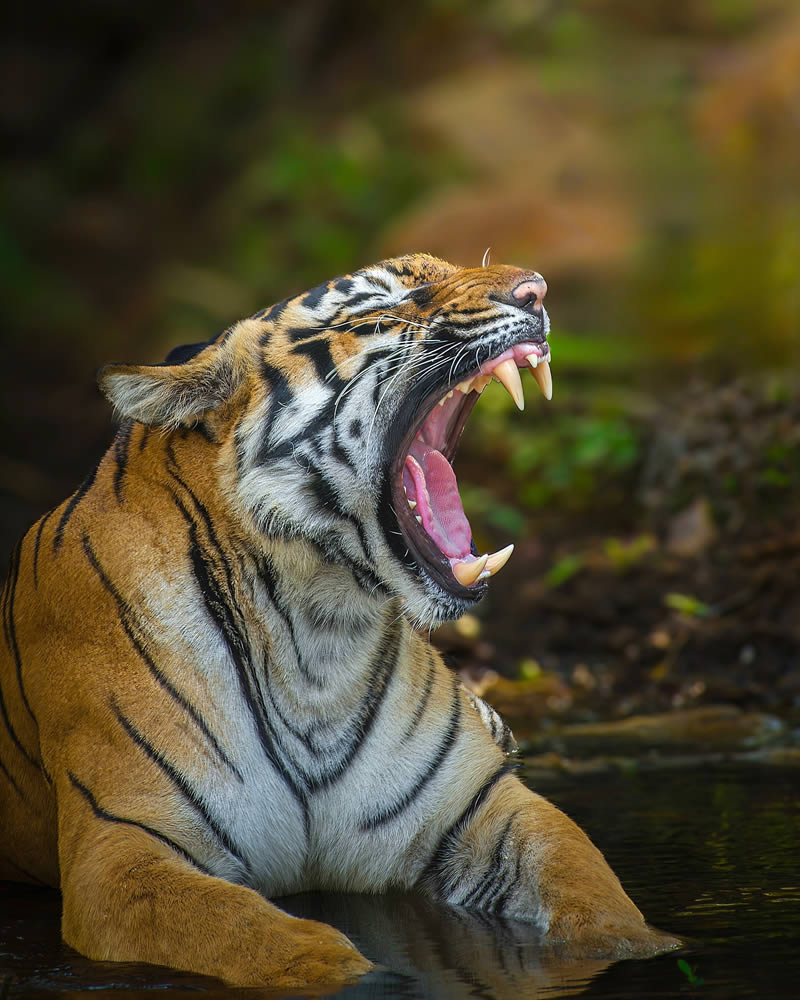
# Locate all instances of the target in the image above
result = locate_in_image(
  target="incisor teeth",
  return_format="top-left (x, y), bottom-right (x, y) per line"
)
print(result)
top-left (485, 543), bottom-right (514, 577)
top-left (492, 358), bottom-right (525, 411)
top-left (452, 555), bottom-right (489, 587)
top-left (526, 352), bottom-right (539, 369)
top-left (415, 515), bottom-right (423, 525)
top-left (408, 499), bottom-right (417, 509)
top-left (531, 358), bottom-right (552, 400)
top-left (456, 374), bottom-right (492, 395)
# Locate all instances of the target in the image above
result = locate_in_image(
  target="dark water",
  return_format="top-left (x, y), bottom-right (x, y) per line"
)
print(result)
top-left (2, 762), bottom-right (798, 999)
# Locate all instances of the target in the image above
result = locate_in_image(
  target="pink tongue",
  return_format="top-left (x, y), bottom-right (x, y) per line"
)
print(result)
top-left (404, 444), bottom-right (472, 559)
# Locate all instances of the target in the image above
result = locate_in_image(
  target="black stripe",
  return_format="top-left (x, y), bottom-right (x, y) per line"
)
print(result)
top-left (53, 461), bottom-right (100, 552)
top-left (360, 675), bottom-right (462, 831)
top-left (3, 541), bottom-right (35, 722)
top-left (490, 850), bottom-right (523, 915)
top-left (382, 261), bottom-right (417, 279)
top-left (32, 509), bottom-right (53, 588)
top-left (347, 320), bottom-right (387, 338)
top-left (112, 420), bottom-right (134, 502)
top-left (459, 815), bottom-right (515, 909)
top-left (180, 516), bottom-right (310, 832)
top-left (192, 419), bottom-right (215, 443)
top-left (111, 699), bottom-right (249, 869)
top-left (307, 616), bottom-right (401, 794)
top-left (292, 338), bottom-right (344, 389)
top-left (301, 460), bottom-right (371, 568)
top-left (0, 753), bottom-right (22, 796)
top-left (420, 763), bottom-right (514, 896)
top-left (301, 281), bottom-right (330, 312)
top-left (401, 647), bottom-right (438, 742)
top-left (0, 669), bottom-right (39, 772)
top-left (258, 555), bottom-right (325, 689)
top-left (330, 424), bottom-right (354, 469)
top-left (261, 666), bottom-right (317, 751)
top-left (138, 425), bottom-right (152, 451)
top-left (255, 389), bottom-right (340, 466)
top-left (304, 535), bottom-right (387, 598)
top-left (407, 285), bottom-right (434, 307)
top-left (253, 295), bottom-right (291, 324)
top-left (286, 325), bottom-right (320, 343)
top-left (68, 771), bottom-right (210, 875)
top-left (364, 274), bottom-right (391, 293)
top-left (305, 445), bottom-right (373, 563)
top-left (345, 290), bottom-right (381, 308)
top-left (81, 534), bottom-right (243, 782)
top-left (256, 361), bottom-right (294, 463)
top-left (166, 458), bottom-right (240, 602)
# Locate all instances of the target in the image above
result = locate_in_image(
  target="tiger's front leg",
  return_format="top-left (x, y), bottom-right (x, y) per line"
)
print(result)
top-left (423, 771), bottom-right (680, 957)
top-left (56, 777), bottom-right (372, 988)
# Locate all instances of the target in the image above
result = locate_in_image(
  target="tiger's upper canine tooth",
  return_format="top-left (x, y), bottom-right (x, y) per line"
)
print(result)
top-left (493, 358), bottom-right (525, 410)
top-left (452, 554), bottom-right (489, 587)
top-left (530, 357), bottom-right (552, 401)
top-left (485, 543), bottom-right (514, 577)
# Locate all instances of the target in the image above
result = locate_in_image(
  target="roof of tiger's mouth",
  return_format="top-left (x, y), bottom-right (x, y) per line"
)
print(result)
top-left (390, 340), bottom-right (553, 596)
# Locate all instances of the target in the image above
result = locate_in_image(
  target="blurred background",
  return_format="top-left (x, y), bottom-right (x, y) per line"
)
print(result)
top-left (2, 0), bottom-right (798, 720)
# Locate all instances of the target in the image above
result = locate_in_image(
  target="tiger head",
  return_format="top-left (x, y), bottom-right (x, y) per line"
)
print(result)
top-left (99, 254), bottom-right (550, 627)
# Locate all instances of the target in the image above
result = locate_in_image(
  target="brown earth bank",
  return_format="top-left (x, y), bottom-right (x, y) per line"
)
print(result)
top-left (434, 377), bottom-right (800, 743)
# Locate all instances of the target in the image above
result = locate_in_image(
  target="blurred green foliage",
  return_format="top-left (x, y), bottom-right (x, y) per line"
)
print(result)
top-left (664, 593), bottom-right (714, 618)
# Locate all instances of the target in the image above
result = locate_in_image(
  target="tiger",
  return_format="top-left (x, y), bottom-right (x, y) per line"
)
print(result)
top-left (0, 254), bottom-right (678, 989)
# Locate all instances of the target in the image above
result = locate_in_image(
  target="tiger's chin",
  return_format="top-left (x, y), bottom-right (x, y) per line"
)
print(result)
top-left (389, 339), bottom-right (552, 626)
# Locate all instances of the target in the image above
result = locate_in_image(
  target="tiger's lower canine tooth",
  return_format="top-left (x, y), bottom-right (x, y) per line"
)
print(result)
top-left (531, 358), bottom-right (552, 400)
top-left (493, 358), bottom-right (525, 410)
top-left (452, 554), bottom-right (489, 587)
top-left (485, 543), bottom-right (514, 576)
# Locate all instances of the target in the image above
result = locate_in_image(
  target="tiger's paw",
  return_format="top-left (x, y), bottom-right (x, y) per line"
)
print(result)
top-left (545, 902), bottom-right (682, 960)
top-left (261, 917), bottom-right (374, 989)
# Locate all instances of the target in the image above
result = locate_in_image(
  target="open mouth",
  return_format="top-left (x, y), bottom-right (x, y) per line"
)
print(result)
top-left (391, 341), bottom-right (552, 596)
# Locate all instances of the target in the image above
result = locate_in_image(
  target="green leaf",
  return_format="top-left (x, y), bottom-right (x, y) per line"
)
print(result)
top-left (546, 553), bottom-right (584, 588)
top-left (664, 593), bottom-right (713, 618)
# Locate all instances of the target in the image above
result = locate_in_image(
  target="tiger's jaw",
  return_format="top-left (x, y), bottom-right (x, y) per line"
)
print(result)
top-left (390, 340), bottom-right (552, 606)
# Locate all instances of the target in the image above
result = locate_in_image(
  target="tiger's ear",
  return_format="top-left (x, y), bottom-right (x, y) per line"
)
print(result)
top-left (98, 327), bottom-right (251, 428)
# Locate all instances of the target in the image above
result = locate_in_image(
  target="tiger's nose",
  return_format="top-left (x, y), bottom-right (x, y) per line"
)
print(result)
top-left (512, 275), bottom-right (547, 311)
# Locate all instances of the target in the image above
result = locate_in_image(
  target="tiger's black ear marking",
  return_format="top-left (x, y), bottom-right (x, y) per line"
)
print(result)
top-left (98, 321), bottom-right (253, 428)
top-left (159, 339), bottom-right (214, 366)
